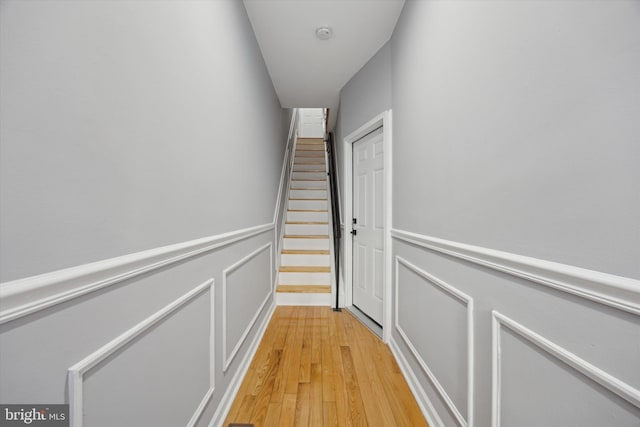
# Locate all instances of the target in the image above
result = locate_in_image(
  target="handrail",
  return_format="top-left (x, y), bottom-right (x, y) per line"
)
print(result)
top-left (325, 131), bottom-right (342, 311)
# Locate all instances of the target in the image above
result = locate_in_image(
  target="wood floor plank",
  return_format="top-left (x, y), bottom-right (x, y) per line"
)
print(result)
top-left (299, 310), bottom-right (312, 383)
top-left (263, 402), bottom-right (282, 426)
top-left (284, 307), bottom-right (306, 395)
top-left (310, 363), bottom-right (324, 427)
top-left (223, 306), bottom-right (429, 427)
top-left (323, 401), bottom-right (339, 427)
top-left (279, 394), bottom-right (297, 427)
top-left (295, 382), bottom-right (311, 426)
top-left (271, 307), bottom-right (301, 402)
top-left (340, 346), bottom-right (368, 426)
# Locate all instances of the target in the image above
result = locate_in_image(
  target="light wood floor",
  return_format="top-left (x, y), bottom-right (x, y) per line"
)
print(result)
top-left (223, 306), bottom-right (429, 427)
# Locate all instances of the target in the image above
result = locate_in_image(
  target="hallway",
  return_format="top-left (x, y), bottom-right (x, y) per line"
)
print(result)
top-left (223, 307), bottom-right (428, 426)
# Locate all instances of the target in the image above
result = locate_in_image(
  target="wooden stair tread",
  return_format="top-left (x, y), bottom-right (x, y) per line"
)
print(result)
top-left (284, 234), bottom-right (329, 239)
top-left (281, 249), bottom-right (330, 254)
top-left (292, 179), bottom-right (326, 181)
top-left (290, 188), bottom-right (325, 191)
top-left (276, 285), bottom-right (331, 293)
top-left (289, 198), bottom-right (327, 201)
top-left (279, 266), bottom-right (330, 273)
top-left (287, 209), bottom-right (328, 212)
top-left (285, 221), bottom-right (328, 224)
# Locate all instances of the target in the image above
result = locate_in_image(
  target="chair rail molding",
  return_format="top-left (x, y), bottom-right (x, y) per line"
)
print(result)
top-left (0, 223), bottom-right (274, 325)
top-left (395, 256), bottom-right (474, 427)
top-left (67, 279), bottom-right (214, 427)
top-left (490, 311), bottom-right (640, 427)
top-left (391, 229), bottom-right (640, 315)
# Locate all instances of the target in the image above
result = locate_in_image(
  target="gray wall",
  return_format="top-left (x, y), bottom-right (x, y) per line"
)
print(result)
top-left (335, 41), bottom-right (392, 288)
top-left (391, 0), bottom-right (639, 279)
top-left (0, 0), bottom-right (285, 282)
top-left (0, 1), bottom-right (287, 426)
top-left (338, 0), bottom-right (640, 426)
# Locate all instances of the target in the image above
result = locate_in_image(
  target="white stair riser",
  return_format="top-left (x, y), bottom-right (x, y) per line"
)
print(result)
top-left (279, 272), bottom-right (331, 284)
top-left (294, 164), bottom-right (326, 172)
top-left (292, 172), bottom-right (326, 180)
top-left (291, 180), bottom-right (326, 189)
top-left (285, 223), bottom-right (329, 235)
top-left (281, 254), bottom-right (331, 266)
top-left (276, 292), bottom-right (331, 306)
top-left (289, 199), bottom-right (327, 210)
top-left (286, 211), bottom-right (328, 222)
top-left (289, 189), bottom-right (327, 199)
top-left (283, 238), bottom-right (330, 250)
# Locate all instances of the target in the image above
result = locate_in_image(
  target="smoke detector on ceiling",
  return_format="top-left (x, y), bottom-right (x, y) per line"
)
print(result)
top-left (315, 26), bottom-right (333, 40)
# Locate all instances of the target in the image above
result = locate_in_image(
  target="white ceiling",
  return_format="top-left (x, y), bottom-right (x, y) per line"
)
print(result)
top-left (243, 0), bottom-right (404, 115)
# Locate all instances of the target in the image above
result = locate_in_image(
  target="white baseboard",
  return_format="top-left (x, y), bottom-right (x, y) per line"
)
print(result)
top-left (209, 301), bottom-right (276, 427)
top-left (389, 337), bottom-right (445, 427)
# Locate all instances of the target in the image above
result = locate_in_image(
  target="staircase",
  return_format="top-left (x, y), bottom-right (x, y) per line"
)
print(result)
top-left (276, 137), bottom-right (332, 305)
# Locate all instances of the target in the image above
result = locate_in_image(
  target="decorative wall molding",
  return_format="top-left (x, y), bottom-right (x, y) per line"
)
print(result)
top-left (210, 302), bottom-right (276, 427)
top-left (68, 279), bottom-right (214, 427)
top-left (391, 229), bottom-right (640, 315)
top-left (389, 337), bottom-right (445, 427)
top-left (0, 223), bottom-right (273, 325)
top-left (222, 243), bottom-right (273, 372)
top-left (490, 311), bottom-right (640, 427)
top-left (395, 257), bottom-right (474, 427)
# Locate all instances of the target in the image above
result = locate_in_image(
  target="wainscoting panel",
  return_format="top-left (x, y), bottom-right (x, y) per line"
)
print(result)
top-left (395, 257), bottom-right (474, 426)
top-left (222, 243), bottom-right (273, 371)
top-left (69, 280), bottom-right (213, 427)
top-left (492, 312), bottom-right (640, 426)
top-left (391, 229), bottom-right (640, 427)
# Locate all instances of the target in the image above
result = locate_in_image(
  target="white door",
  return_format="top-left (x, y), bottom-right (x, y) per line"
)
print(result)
top-left (298, 108), bottom-right (325, 137)
top-left (352, 127), bottom-right (384, 324)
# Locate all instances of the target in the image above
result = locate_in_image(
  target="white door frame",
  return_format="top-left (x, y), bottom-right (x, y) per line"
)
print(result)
top-left (342, 110), bottom-right (392, 343)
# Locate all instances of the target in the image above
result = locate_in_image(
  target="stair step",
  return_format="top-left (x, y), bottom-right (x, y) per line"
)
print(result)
top-left (286, 221), bottom-right (328, 224)
top-left (282, 235), bottom-right (330, 250)
top-left (281, 252), bottom-right (330, 266)
top-left (276, 285), bottom-right (331, 293)
top-left (286, 210), bottom-right (328, 222)
top-left (293, 172), bottom-right (326, 180)
top-left (285, 223), bottom-right (329, 235)
top-left (295, 153), bottom-right (324, 158)
top-left (289, 199), bottom-right (327, 210)
top-left (284, 234), bottom-right (329, 239)
top-left (280, 266), bottom-right (331, 273)
top-left (296, 147), bottom-right (324, 151)
top-left (279, 271), bottom-right (331, 284)
top-left (282, 249), bottom-right (330, 254)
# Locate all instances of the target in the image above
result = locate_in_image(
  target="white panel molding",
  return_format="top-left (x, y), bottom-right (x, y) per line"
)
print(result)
top-left (186, 282), bottom-right (217, 427)
top-left (391, 229), bottom-right (640, 315)
top-left (0, 223), bottom-right (274, 325)
top-left (68, 279), bottom-right (214, 427)
top-left (395, 256), bottom-right (474, 427)
top-left (222, 243), bottom-right (273, 372)
top-left (490, 311), bottom-right (640, 427)
top-left (389, 337), bottom-right (445, 427)
top-left (210, 301), bottom-right (276, 427)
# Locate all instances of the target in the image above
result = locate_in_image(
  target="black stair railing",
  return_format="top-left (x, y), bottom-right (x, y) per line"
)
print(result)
top-left (325, 131), bottom-right (342, 311)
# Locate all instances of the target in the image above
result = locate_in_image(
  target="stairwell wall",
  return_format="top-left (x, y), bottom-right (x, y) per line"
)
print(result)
top-left (0, 1), bottom-right (285, 426)
top-left (338, 1), bottom-right (640, 426)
